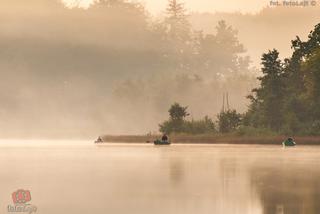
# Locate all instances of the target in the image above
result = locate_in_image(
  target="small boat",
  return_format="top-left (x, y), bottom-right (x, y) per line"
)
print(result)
top-left (282, 137), bottom-right (296, 147)
top-left (154, 139), bottom-right (171, 145)
top-left (94, 136), bottom-right (103, 144)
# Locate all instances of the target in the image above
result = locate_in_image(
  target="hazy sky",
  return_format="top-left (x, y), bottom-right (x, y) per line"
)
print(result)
top-left (62, 0), bottom-right (270, 14)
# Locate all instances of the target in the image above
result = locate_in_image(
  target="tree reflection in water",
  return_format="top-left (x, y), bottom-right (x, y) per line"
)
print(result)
top-left (251, 164), bottom-right (320, 214)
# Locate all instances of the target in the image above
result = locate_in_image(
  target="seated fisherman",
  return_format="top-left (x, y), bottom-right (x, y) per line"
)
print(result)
top-left (282, 137), bottom-right (296, 146)
top-left (287, 137), bottom-right (296, 145)
top-left (161, 134), bottom-right (169, 142)
top-left (96, 136), bottom-right (103, 143)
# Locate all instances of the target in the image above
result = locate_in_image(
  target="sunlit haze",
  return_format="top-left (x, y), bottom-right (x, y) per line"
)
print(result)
top-left (1, 1), bottom-right (320, 214)
top-left (62, 0), bottom-right (269, 14)
top-left (1, 0), bottom-right (319, 137)
top-left (62, 0), bottom-right (96, 8)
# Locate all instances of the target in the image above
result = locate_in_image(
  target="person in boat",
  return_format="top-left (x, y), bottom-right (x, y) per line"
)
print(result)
top-left (282, 137), bottom-right (296, 146)
top-left (96, 136), bottom-right (103, 143)
top-left (161, 134), bottom-right (169, 142)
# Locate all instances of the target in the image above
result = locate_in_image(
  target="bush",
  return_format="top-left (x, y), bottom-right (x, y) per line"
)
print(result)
top-left (217, 109), bottom-right (242, 133)
top-left (183, 116), bottom-right (216, 134)
top-left (159, 116), bottom-right (216, 134)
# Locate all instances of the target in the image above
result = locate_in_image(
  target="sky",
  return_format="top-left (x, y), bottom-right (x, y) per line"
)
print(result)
top-left (62, 0), bottom-right (270, 14)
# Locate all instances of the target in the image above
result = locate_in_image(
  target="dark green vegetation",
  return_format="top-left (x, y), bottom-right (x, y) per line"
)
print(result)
top-left (159, 103), bottom-right (215, 134)
top-left (244, 24), bottom-right (320, 136)
top-left (159, 103), bottom-right (243, 135)
top-left (160, 23), bottom-right (320, 136)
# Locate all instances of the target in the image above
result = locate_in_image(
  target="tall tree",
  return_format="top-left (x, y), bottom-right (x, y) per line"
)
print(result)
top-left (250, 49), bottom-right (285, 131)
top-left (165, 0), bottom-right (190, 42)
top-left (163, 0), bottom-right (193, 70)
top-left (159, 103), bottom-right (190, 134)
top-left (197, 20), bottom-right (248, 77)
top-left (302, 48), bottom-right (320, 121)
top-left (168, 102), bottom-right (189, 121)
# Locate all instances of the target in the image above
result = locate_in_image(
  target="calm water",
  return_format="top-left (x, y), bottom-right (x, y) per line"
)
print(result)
top-left (0, 141), bottom-right (320, 214)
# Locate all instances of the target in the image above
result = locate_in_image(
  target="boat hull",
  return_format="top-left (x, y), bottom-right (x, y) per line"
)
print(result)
top-left (283, 143), bottom-right (296, 146)
top-left (282, 140), bottom-right (296, 147)
top-left (154, 140), bottom-right (171, 145)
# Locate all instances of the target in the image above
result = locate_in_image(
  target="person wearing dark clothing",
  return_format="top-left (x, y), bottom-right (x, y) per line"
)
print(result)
top-left (161, 134), bottom-right (168, 142)
top-left (282, 137), bottom-right (296, 146)
top-left (96, 136), bottom-right (103, 143)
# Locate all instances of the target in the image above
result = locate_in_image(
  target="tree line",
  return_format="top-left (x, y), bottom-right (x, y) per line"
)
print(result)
top-left (160, 23), bottom-right (320, 136)
top-left (112, 0), bottom-right (256, 133)
top-left (0, 0), bottom-right (256, 137)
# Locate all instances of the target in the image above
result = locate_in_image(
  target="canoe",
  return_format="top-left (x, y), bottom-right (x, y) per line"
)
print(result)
top-left (282, 139), bottom-right (296, 146)
top-left (154, 139), bottom-right (171, 145)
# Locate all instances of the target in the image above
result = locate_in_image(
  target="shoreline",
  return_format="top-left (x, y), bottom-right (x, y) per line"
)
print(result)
top-left (100, 135), bottom-right (320, 145)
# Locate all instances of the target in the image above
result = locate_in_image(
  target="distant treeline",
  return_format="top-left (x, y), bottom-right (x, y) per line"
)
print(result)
top-left (159, 102), bottom-right (265, 136)
top-left (0, 0), bottom-right (256, 137)
top-left (112, 0), bottom-right (258, 134)
top-left (160, 23), bottom-right (320, 136)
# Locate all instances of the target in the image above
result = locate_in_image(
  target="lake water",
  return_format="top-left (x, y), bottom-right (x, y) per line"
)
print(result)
top-left (0, 141), bottom-right (320, 214)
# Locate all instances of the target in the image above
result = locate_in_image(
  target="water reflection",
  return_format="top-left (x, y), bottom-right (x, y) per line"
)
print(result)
top-left (0, 142), bottom-right (319, 214)
top-left (169, 160), bottom-right (184, 184)
top-left (251, 164), bottom-right (320, 214)
top-left (219, 158), bottom-right (261, 214)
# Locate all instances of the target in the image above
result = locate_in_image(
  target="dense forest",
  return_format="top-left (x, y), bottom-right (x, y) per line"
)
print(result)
top-left (160, 23), bottom-right (320, 136)
top-left (244, 23), bottom-right (320, 135)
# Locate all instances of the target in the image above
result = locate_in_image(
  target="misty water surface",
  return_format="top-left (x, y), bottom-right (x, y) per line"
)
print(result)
top-left (0, 141), bottom-right (319, 214)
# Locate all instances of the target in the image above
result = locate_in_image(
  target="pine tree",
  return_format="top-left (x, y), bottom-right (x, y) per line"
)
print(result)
top-left (159, 0), bottom-right (193, 71)
top-left (165, 0), bottom-right (190, 41)
top-left (197, 20), bottom-right (249, 76)
top-left (250, 49), bottom-right (285, 131)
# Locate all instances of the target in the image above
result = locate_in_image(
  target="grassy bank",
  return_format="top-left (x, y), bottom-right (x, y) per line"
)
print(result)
top-left (101, 134), bottom-right (320, 145)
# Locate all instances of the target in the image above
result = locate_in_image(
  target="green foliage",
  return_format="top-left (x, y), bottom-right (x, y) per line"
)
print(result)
top-left (183, 116), bottom-right (216, 134)
top-left (159, 103), bottom-right (189, 134)
top-left (158, 19), bottom-right (320, 136)
top-left (158, 120), bottom-right (174, 134)
top-left (245, 23), bottom-right (320, 135)
top-left (169, 102), bottom-right (189, 121)
top-left (159, 103), bottom-right (216, 134)
top-left (302, 49), bottom-right (320, 118)
top-left (217, 110), bottom-right (242, 133)
top-left (255, 49), bottom-right (285, 131)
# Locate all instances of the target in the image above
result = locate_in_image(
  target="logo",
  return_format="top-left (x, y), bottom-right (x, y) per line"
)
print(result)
top-left (8, 189), bottom-right (37, 214)
top-left (12, 190), bottom-right (32, 204)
